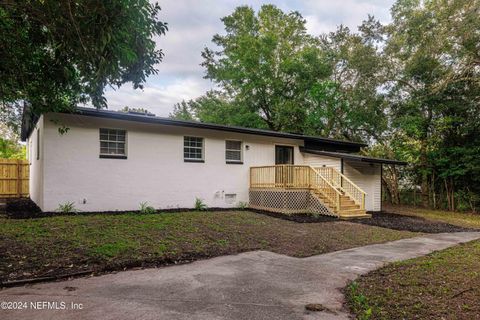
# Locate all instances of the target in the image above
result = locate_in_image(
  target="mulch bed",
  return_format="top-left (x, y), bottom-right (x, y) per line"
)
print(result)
top-left (5, 198), bottom-right (42, 218)
top-left (352, 211), bottom-right (477, 233)
top-left (249, 209), bottom-right (338, 223)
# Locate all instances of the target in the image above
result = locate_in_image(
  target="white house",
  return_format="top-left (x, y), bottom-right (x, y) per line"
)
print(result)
top-left (21, 107), bottom-right (406, 218)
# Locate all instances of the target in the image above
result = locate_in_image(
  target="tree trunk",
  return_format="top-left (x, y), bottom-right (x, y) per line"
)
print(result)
top-left (382, 165), bottom-right (400, 205)
top-left (419, 142), bottom-right (430, 208)
top-left (450, 177), bottom-right (455, 211)
top-left (444, 179), bottom-right (451, 211)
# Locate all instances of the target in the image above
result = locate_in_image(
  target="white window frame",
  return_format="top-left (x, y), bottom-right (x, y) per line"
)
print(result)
top-left (184, 136), bottom-right (204, 162)
top-left (225, 140), bottom-right (243, 164)
top-left (99, 128), bottom-right (127, 159)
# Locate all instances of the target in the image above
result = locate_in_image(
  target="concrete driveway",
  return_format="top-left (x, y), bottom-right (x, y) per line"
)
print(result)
top-left (1, 232), bottom-right (479, 320)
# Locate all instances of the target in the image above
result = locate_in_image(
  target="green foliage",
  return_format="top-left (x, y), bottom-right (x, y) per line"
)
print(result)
top-left (201, 5), bottom-right (331, 133)
top-left (0, 138), bottom-right (25, 159)
top-left (57, 201), bottom-right (77, 214)
top-left (236, 201), bottom-right (248, 210)
top-left (170, 91), bottom-right (267, 128)
top-left (347, 281), bottom-right (374, 320)
top-left (0, 0), bottom-right (167, 126)
top-left (313, 24), bottom-right (387, 141)
top-left (194, 197), bottom-right (208, 211)
top-left (382, 0), bottom-right (480, 210)
top-left (139, 202), bottom-right (156, 214)
top-left (0, 124), bottom-right (26, 159)
top-left (120, 106), bottom-right (155, 116)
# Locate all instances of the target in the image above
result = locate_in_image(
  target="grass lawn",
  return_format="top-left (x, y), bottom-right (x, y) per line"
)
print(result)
top-left (347, 206), bottom-right (480, 319)
top-left (385, 204), bottom-right (480, 229)
top-left (0, 210), bottom-right (416, 283)
top-left (346, 239), bottom-right (480, 320)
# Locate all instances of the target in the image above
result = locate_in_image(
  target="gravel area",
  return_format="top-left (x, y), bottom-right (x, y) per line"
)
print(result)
top-left (353, 212), bottom-right (477, 233)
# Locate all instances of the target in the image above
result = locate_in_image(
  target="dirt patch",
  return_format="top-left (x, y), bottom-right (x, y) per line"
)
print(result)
top-left (0, 211), bottom-right (416, 285)
top-left (5, 198), bottom-right (42, 218)
top-left (352, 212), bottom-right (476, 233)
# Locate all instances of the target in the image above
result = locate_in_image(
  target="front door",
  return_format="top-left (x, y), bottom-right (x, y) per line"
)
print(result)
top-left (275, 146), bottom-right (294, 187)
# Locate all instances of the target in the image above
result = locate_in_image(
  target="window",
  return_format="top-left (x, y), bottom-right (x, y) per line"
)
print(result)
top-left (184, 136), bottom-right (204, 162)
top-left (225, 140), bottom-right (242, 164)
top-left (99, 128), bottom-right (127, 159)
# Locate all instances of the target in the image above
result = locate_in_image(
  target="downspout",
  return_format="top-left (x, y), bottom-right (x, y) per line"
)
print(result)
top-left (380, 165), bottom-right (383, 212)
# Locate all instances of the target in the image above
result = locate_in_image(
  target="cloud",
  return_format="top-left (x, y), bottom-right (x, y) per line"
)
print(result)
top-left (105, 77), bottom-right (212, 116)
top-left (105, 0), bottom-right (394, 115)
top-left (303, 0), bottom-right (395, 35)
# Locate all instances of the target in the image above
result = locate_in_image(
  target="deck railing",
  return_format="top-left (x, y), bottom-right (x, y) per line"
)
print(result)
top-left (249, 165), bottom-right (343, 212)
top-left (249, 165), bottom-right (311, 189)
top-left (314, 167), bottom-right (366, 210)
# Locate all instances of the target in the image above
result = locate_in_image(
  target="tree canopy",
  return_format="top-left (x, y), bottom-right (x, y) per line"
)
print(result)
top-left (0, 0), bottom-right (167, 127)
top-left (200, 5), bottom-right (331, 133)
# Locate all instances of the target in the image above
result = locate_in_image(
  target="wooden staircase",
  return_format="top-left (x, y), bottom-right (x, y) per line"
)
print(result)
top-left (311, 189), bottom-right (369, 218)
top-left (310, 167), bottom-right (369, 219)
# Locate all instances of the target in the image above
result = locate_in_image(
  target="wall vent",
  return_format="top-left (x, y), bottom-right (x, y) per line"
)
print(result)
top-left (225, 194), bottom-right (237, 204)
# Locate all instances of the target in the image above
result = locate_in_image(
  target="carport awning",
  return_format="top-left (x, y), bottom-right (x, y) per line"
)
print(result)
top-left (299, 147), bottom-right (408, 165)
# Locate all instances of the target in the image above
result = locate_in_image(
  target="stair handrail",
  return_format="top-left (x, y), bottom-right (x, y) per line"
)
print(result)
top-left (308, 166), bottom-right (342, 213)
top-left (314, 167), bottom-right (367, 210)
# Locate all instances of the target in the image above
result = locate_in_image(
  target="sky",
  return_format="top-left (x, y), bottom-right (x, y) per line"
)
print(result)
top-left (104, 0), bottom-right (395, 116)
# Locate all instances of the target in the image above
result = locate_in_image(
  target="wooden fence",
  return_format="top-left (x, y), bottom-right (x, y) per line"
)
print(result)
top-left (0, 159), bottom-right (29, 198)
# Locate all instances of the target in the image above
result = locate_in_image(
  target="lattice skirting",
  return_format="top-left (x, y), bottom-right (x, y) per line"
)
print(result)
top-left (249, 188), bottom-right (337, 217)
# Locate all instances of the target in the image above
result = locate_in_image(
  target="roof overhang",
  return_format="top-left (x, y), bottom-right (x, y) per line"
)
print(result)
top-left (300, 147), bottom-right (407, 165)
top-left (21, 107), bottom-right (367, 151)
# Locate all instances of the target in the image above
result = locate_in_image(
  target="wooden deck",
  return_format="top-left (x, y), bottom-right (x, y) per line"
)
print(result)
top-left (249, 165), bottom-right (369, 218)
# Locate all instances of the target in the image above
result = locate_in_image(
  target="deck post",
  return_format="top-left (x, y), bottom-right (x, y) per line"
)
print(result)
top-left (336, 192), bottom-right (340, 212)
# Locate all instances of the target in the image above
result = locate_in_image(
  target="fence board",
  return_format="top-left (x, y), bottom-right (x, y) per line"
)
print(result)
top-left (0, 159), bottom-right (29, 198)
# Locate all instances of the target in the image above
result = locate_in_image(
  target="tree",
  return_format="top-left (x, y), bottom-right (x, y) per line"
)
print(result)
top-left (170, 91), bottom-right (267, 128)
top-left (120, 106), bottom-right (155, 116)
top-left (0, 0), bottom-right (167, 128)
top-left (170, 101), bottom-right (195, 121)
top-left (384, 0), bottom-right (480, 209)
top-left (0, 124), bottom-right (25, 159)
top-left (201, 5), bottom-right (330, 132)
top-left (307, 23), bottom-right (387, 141)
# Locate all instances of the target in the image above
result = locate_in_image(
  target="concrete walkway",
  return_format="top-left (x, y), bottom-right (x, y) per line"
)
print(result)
top-left (1, 232), bottom-right (479, 320)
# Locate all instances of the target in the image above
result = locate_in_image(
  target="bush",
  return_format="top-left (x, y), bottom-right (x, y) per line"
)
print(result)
top-left (57, 201), bottom-right (77, 214)
top-left (237, 201), bottom-right (248, 209)
top-left (194, 197), bottom-right (207, 211)
top-left (139, 201), bottom-right (156, 214)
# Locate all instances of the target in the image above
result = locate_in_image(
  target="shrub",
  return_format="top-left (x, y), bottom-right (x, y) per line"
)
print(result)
top-left (194, 197), bottom-right (207, 211)
top-left (57, 201), bottom-right (77, 214)
top-left (237, 201), bottom-right (248, 209)
top-left (139, 201), bottom-right (156, 214)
